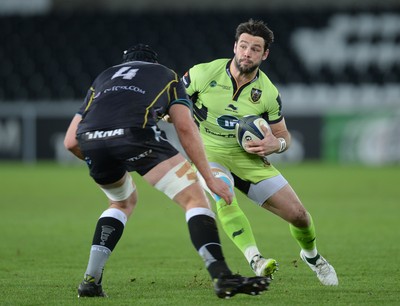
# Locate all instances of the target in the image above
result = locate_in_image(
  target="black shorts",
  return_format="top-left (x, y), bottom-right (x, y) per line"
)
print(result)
top-left (77, 127), bottom-right (179, 185)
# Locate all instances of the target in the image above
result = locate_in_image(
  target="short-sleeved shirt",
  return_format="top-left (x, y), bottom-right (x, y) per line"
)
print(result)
top-left (182, 58), bottom-right (283, 182)
top-left (75, 61), bottom-right (191, 184)
top-left (77, 61), bottom-right (191, 134)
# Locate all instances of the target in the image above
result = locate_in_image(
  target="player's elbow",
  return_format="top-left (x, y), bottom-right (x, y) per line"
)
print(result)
top-left (64, 135), bottom-right (78, 152)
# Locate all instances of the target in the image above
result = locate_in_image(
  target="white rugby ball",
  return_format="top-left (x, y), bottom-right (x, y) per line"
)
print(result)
top-left (235, 115), bottom-right (270, 151)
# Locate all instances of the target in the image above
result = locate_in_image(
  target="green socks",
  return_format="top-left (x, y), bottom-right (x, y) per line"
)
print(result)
top-left (289, 213), bottom-right (317, 251)
top-left (216, 197), bottom-right (257, 253)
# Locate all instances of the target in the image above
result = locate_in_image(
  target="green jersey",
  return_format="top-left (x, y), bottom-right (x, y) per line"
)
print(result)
top-left (183, 58), bottom-right (282, 152)
top-left (183, 58), bottom-right (283, 182)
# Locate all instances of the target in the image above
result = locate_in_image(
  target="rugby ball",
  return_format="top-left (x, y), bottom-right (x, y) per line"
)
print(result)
top-left (235, 115), bottom-right (270, 151)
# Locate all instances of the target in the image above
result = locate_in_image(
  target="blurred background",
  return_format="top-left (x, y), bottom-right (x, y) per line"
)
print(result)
top-left (0, 0), bottom-right (399, 165)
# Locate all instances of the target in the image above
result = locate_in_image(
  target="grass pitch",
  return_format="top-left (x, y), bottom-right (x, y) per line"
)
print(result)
top-left (1, 162), bottom-right (399, 305)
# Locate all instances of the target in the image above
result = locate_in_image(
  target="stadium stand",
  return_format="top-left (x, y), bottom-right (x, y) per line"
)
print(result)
top-left (0, 9), bottom-right (399, 101)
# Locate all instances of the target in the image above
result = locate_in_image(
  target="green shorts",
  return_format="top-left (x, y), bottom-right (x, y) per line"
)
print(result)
top-left (205, 148), bottom-right (281, 184)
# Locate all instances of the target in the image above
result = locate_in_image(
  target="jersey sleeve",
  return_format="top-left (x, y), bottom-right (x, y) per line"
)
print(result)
top-left (77, 87), bottom-right (96, 115)
top-left (181, 63), bottom-right (204, 97)
top-left (159, 71), bottom-right (193, 119)
top-left (261, 87), bottom-right (283, 124)
top-left (169, 79), bottom-right (192, 109)
top-left (268, 92), bottom-right (283, 123)
top-left (182, 59), bottom-right (231, 102)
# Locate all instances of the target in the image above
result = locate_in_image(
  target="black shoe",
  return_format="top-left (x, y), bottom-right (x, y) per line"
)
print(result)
top-left (213, 274), bottom-right (271, 299)
top-left (77, 281), bottom-right (107, 298)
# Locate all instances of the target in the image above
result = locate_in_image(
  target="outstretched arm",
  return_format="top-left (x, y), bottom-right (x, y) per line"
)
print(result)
top-left (168, 104), bottom-right (232, 204)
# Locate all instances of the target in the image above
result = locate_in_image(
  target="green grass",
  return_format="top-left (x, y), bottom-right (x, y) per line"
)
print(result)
top-left (1, 162), bottom-right (399, 305)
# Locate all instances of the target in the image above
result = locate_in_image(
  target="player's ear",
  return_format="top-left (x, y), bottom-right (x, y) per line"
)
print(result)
top-left (262, 49), bottom-right (269, 61)
top-left (233, 41), bottom-right (238, 54)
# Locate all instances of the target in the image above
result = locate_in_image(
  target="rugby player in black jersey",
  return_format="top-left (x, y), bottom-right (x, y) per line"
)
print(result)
top-left (64, 44), bottom-right (271, 299)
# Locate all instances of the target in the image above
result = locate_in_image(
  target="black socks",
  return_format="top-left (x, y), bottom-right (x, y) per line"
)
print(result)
top-left (92, 217), bottom-right (124, 252)
top-left (187, 214), bottom-right (231, 279)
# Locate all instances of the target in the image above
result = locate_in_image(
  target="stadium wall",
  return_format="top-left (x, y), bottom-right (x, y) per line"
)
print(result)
top-left (0, 7), bottom-right (398, 165)
top-left (50, 0), bottom-right (399, 11)
top-left (1, 102), bottom-right (399, 165)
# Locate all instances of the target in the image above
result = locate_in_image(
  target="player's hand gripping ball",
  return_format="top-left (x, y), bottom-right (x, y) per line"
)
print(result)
top-left (235, 115), bottom-right (270, 152)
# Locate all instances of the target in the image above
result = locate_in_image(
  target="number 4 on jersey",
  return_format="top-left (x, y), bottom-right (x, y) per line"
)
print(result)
top-left (111, 67), bottom-right (139, 80)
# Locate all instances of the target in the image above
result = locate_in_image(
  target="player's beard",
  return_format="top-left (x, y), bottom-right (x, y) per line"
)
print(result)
top-left (233, 56), bottom-right (260, 75)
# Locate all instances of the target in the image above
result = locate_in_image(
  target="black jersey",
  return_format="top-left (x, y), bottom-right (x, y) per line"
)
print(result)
top-left (76, 61), bottom-right (191, 134)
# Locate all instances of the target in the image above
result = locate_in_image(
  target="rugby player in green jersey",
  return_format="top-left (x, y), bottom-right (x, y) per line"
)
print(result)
top-left (181, 19), bottom-right (338, 286)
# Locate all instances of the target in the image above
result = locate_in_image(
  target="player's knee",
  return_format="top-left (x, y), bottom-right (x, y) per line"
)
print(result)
top-left (154, 160), bottom-right (198, 200)
top-left (174, 182), bottom-right (211, 211)
top-left (110, 191), bottom-right (137, 217)
top-left (290, 207), bottom-right (309, 227)
top-left (213, 169), bottom-right (234, 190)
top-left (198, 167), bottom-right (234, 202)
top-left (100, 174), bottom-right (137, 209)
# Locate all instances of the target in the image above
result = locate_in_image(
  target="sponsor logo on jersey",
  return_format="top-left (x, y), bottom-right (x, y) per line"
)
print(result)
top-left (209, 80), bottom-right (231, 90)
top-left (204, 127), bottom-right (236, 138)
top-left (103, 85), bottom-right (145, 94)
top-left (217, 115), bottom-right (239, 130)
top-left (225, 104), bottom-right (238, 112)
top-left (84, 128), bottom-right (124, 140)
top-left (250, 88), bottom-right (262, 103)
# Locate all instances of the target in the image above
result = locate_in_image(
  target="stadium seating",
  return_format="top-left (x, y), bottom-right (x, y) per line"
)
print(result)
top-left (0, 10), bottom-right (398, 101)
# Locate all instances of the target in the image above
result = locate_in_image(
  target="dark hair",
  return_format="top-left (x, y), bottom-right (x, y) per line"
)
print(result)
top-left (122, 43), bottom-right (158, 63)
top-left (235, 19), bottom-right (274, 51)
